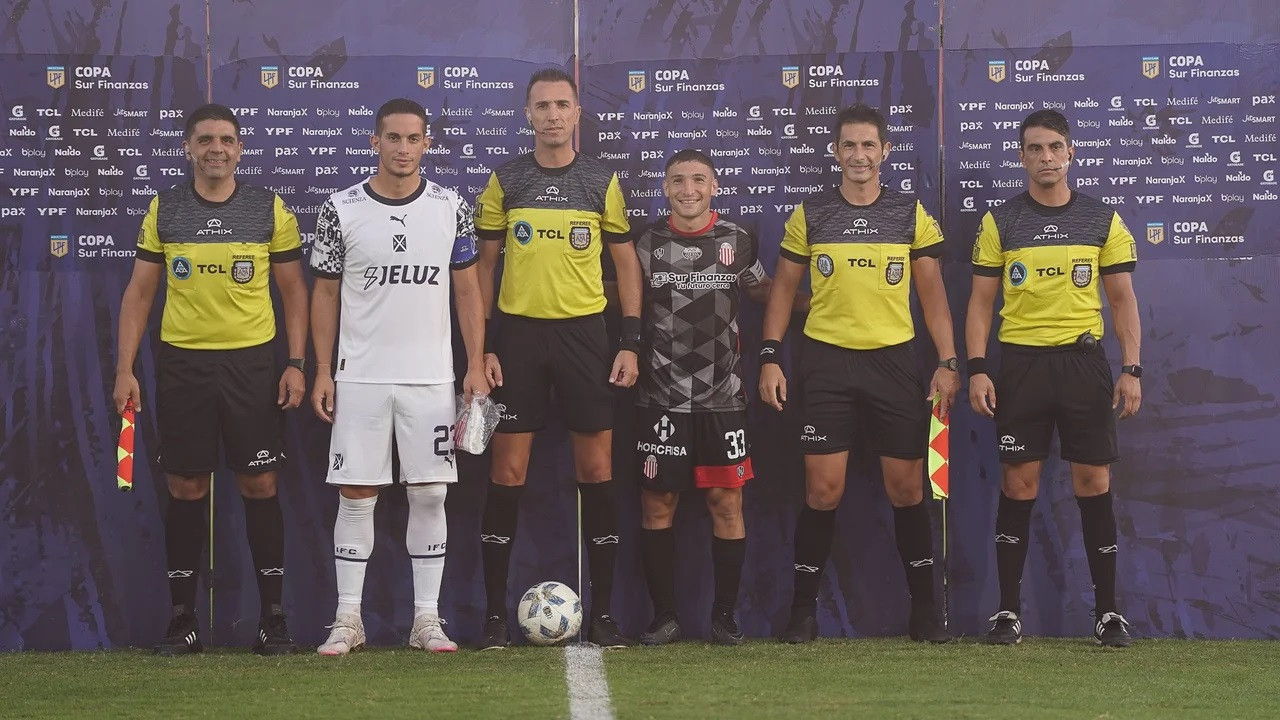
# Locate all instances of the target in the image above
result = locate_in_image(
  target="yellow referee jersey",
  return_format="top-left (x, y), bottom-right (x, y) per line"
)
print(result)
top-left (779, 188), bottom-right (943, 350)
top-left (135, 182), bottom-right (302, 350)
top-left (474, 153), bottom-right (630, 319)
top-left (972, 191), bottom-right (1137, 347)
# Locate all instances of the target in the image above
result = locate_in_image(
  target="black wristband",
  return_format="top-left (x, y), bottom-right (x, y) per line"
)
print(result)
top-left (619, 315), bottom-right (642, 353)
top-left (760, 339), bottom-right (783, 366)
top-left (484, 316), bottom-right (499, 354)
top-left (967, 356), bottom-right (989, 378)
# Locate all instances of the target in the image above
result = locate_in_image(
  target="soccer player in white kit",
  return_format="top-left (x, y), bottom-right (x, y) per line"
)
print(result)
top-left (309, 98), bottom-right (489, 654)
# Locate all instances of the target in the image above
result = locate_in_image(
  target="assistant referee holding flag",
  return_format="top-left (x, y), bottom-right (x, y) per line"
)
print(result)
top-left (114, 103), bottom-right (309, 655)
top-left (967, 109), bottom-right (1141, 647)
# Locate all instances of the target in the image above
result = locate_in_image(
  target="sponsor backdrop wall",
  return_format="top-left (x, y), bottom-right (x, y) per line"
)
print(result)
top-left (1, 0), bottom-right (1276, 649)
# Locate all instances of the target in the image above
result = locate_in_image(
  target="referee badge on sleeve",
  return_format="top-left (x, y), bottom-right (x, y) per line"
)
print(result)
top-left (1072, 263), bottom-right (1092, 288)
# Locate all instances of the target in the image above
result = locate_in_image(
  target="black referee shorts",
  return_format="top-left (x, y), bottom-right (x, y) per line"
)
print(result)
top-left (490, 313), bottom-right (614, 433)
top-left (155, 341), bottom-right (286, 475)
top-left (794, 337), bottom-right (928, 459)
top-left (994, 343), bottom-right (1118, 465)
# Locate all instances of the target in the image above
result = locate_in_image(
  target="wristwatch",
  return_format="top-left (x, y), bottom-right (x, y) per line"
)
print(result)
top-left (286, 357), bottom-right (306, 372)
top-left (1121, 364), bottom-right (1143, 379)
top-left (938, 357), bottom-right (958, 372)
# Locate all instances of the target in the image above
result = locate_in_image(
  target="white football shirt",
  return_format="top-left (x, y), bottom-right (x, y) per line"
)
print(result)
top-left (310, 178), bottom-right (478, 383)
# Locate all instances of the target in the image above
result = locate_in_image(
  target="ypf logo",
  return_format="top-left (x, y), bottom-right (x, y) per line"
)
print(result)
top-left (1145, 222), bottom-right (1165, 245)
top-left (417, 66), bottom-right (435, 89)
top-left (46, 65), bottom-right (66, 89)
top-left (261, 65), bottom-right (279, 88)
top-left (654, 415), bottom-right (676, 443)
top-left (628, 70), bottom-right (645, 93)
top-left (1142, 56), bottom-right (1160, 79)
top-left (782, 65), bottom-right (800, 89)
top-left (988, 60), bottom-right (1006, 83)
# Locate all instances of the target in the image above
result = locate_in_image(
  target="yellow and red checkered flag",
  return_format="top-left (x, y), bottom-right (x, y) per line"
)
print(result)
top-left (928, 394), bottom-right (949, 499)
top-left (117, 403), bottom-right (135, 492)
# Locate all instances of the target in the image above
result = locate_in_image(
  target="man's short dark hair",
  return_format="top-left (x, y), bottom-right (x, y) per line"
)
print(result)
top-left (375, 98), bottom-right (429, 135)
top-left (1020, 109), bottom-right (1071, 146)
top-left (184, 103), bottom-right (240, 139)
top-left (665, 149), bottom-right (716, 174)
top-left (833, 104), bottom-right (888, 145)
top-left (525, 67), bottom-right (578, 103)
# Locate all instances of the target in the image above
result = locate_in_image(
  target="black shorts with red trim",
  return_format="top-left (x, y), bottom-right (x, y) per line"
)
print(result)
top-left (633, 406), bottom-right (753, 493)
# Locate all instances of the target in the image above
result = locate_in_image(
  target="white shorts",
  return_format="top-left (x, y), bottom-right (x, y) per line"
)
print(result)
top-left (326, 381), bottom-right (458, 486)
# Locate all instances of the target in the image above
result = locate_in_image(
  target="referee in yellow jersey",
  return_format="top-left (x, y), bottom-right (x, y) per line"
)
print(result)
top-left (114, 103), bottom-right (309, 656)
top-left (967, 109), bottom-right (1141, 648)
top-left (473, 68), bottom-right (643, 648)
top-left (759, 104), bottom-right (959, 644)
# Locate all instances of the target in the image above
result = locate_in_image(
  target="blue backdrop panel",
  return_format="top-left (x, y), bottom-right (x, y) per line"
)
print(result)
top-left (0, 0), bottom-right (205, 56)
top-left (581, 0), bottom-right (939, 63)
top-left (0, 51), bottom-right (205, 650)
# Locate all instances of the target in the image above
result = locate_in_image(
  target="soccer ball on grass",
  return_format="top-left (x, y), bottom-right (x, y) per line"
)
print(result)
top-left (517, 581), bottom-right (583, 646)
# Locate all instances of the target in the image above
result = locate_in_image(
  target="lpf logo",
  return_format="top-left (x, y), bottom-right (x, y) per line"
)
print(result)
top-left (49, 234), bottom-right (69, 257)
top-left (1142, 56), bottom-right (1160, 79)
top-left (1145, 222), bottom-right (1165, 245)
top-left (261, 65), bottom-right (279, 89)
top-left (988, 60), bottom-right (1006, 83)
top-left (418, 66), bottom-right (435, 89)
top-left (628, 70), bottom-right (645, 93)
top-left (46, 65), bottom-right (66, 89)
top-left (782, 65), bottom-right (800, 89)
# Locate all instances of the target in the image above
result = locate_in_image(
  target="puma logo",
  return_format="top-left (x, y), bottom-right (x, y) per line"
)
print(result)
top-left (390, 214), bottom-right (406, 226)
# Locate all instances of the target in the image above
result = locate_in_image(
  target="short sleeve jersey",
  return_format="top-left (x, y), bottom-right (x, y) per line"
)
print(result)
top-left (972, 191), bottom-right (1137, 347)
top-left (473, 153), bottom-right (630, 319)
top-left (778, 187), bottom-right (944, 350)
top-left (634, 213), bottom-right (766, 412)
top-left (309, 179), bottom-right (478, 384)
top-left (135, 181), bottom-right (302, 350)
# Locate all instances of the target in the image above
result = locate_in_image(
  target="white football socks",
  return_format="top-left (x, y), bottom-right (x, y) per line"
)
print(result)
top-left (406, 483), bottom-right (448, 619)
top-left (333, 493), bottom-right (377, 617)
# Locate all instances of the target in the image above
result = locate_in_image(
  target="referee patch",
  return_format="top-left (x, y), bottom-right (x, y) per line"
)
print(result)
top-left (1072, 263), bottom-right (1092, 288)
top-left (816, 254), bottom-right (834, 277)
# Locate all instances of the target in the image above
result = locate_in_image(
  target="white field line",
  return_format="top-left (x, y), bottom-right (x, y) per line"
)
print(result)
top-left (564, 643), bottom-right (615, 720)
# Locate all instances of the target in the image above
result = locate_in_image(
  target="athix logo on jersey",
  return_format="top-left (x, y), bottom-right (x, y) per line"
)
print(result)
top-left (261, 65), bottom-right (279, 88)
top-left (682, 245), bottom-right (702, 261)
top-left (417, 66), bottom-right (435, 89)
top-left (1072, 263), bottom-right (1092, 287)
top-left (197, 218), bottom-right (232, 236)
top-left (392, 234), bottom-right (407, 252)
top-left (536, 185), bottom-right (568, 203)
top-left (843, 217), bottom-right (878, 235)
top-left (782, 65), bottom-right (800, 88)
top-left (719, 241), bottom-right (735, 266)
top-left (49, 234), bottom-right (68, 257)
top-left (46, 65), bottom-right (66, 89)
top-left (1146, 222), bottom-right (1165, 245)
top-left (654, 415), bottom-right (676, 442)
top-left (988, 60), bottom-right (1007, 83)
top-left (1034, 223), bottom-right (1069, 240)
top-left (628, 70), bottom-right (646, 93)
top-left (1009, 261), bottom-right (1027, 286)
top-left (643, 454), bottom-right (658, 480)
top-left (1142, 56), bottom-right (1160, 79)
top-left (390, 213), bottom-right (406, 226)
top-left (801, 425), bottom-right (828, 442)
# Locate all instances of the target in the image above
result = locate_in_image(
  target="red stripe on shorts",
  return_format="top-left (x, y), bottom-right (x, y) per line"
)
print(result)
top-left (694, 457), bottom-right (754, 489)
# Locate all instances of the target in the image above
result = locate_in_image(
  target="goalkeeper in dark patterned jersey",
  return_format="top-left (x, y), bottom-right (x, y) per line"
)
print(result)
top-left (630, 149), bottom-right (783, 646)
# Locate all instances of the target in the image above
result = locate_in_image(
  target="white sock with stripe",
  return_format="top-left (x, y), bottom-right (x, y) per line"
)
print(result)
top-left (334, 493), bottom-right (377, 617)
top-left (406, 483), bottom-right (449, 619)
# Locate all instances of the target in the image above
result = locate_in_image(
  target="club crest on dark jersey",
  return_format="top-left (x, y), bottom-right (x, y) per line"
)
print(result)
top-left (682, 245), bottom-right (702, 261)
top-left (231, 259), bottom-right (255, 284)
top-left (1072, 263), bottom-right (1092, 288)
top-left (885, 260), bottom-right (905, 285)
top-left (569, 225), bottom-right (591, 250)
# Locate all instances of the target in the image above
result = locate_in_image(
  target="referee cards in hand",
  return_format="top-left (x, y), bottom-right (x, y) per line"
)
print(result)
top-left (455, 393), bottom-right (499, 455)
top-left (117, 403), bottom-right (135, 492)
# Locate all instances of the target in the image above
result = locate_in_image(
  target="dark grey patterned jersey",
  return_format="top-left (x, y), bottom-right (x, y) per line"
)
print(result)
top-left (634, 213), bottom-right (767, 412)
